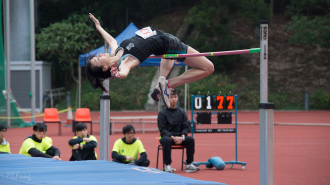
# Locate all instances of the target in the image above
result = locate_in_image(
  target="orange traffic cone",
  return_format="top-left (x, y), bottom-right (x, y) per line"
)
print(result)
top-left (67, 105), bottom-right (73, 125)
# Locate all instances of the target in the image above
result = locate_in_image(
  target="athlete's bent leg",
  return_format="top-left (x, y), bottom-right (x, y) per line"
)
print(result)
top-left (160, 58), bottom-right (174, 77)
top-left (168, 47), bottom-right (214, 88)
top-left (151, 59), bottom-right (174, 102)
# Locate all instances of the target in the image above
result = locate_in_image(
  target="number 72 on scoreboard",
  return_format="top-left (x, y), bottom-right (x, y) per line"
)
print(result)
top-left (194, 95), bottom-right (235, 110)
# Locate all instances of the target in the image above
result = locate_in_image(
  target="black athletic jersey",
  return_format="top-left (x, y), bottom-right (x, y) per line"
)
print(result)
top-left (115, 29), bottom-right (168, 63)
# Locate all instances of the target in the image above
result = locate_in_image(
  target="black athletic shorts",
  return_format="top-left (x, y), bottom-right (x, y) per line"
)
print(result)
top-left (162, 32), bottom-right (188, 62)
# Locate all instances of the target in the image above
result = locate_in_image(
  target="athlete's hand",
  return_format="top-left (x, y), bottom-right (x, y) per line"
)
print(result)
top-left (89, 13), bottom-right (100, 27)
top-left (110, 63), bottom-right (120, 78)
top-left (72, 144), bottom-right (80, 150)
top-left (53, 156), bottom-right (62, 160)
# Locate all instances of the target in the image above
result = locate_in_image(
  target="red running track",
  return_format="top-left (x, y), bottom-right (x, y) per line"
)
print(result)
top-left (22, 110), bottom-right (330, 125)
top-left (7, 111), bottom-right (330, 185)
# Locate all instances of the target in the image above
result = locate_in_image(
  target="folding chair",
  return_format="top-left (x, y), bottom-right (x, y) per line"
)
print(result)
top-left (73, 108), bottom-right (93, 135)
top-left (156, 133), bottom-right (186, 171)
top-left (43, 108), bottom-right (61, 136)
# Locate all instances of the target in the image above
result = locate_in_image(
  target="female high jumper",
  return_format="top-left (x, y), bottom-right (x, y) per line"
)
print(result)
top-left (86, 13), bottom-right (214, 108)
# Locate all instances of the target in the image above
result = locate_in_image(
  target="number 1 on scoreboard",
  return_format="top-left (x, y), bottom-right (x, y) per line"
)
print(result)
top-left (206, 96), bottom-right (212, 109)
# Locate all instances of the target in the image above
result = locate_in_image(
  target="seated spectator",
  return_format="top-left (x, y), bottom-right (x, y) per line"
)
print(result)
top-left (69, 122), bottom-right (97, 161)
top-left (157, 89), bottom-right (199, 173)
top-left (28, 124), bottom-right (52, 145)
top-left (112, 125), bottom-right (150, 167)
top-left (0, 124), bottom-right (11, 154)
top-left (19, 123), bottom-right (61, 160)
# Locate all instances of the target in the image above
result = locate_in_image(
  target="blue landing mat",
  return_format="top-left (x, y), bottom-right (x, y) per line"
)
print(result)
top-left (0, 154), bottom-right (226, 185)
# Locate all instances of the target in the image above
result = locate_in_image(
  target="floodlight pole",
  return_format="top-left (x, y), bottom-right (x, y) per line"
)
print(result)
top-left (30, 0), bottom-right (36, 122)
top-left (259, 20), bottom-right (274, 185)
top-left (4, 0), bottom-right (11, 127)
top-left (99, 41), bottom-right (110, 161)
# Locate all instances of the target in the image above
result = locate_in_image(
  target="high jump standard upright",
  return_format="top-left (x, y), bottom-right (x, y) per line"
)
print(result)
top-left (99, 41), bottom-right (110, 161)
top-left (259, 20), bottom-right (274, 185)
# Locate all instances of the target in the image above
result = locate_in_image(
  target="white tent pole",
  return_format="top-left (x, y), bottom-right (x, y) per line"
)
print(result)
top-left (158, 67), bottom-right (160, 112)
top-left (78, 58), bottom-right (81, 108)
top-left (184, 65), bottom-right (187, 111)
top-left (4, 0), bottom-right (11, 127)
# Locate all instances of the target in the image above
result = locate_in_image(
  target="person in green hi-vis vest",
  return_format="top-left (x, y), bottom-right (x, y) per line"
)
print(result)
top-left (19, 123), bottom-right (61, 159)
top-left (112, 125), bottom-right (150, 167)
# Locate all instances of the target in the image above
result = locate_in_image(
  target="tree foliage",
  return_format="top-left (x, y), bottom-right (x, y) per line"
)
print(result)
top-left (285, 0), bottom-right (330, 16)
top-left (286, 0), bottom-right (330, 48)
top-left (36, 14), bottom-right (102, 86)
top-left (189, 74), bottom-right (236, 96)
top-left (37, 0), bottom-right (198, 38)
top-left (188, 0), bottom-right (271, 71)
top-left (286, 15), bottom-right (330, 48)
top-left (310, 87), bottom-right (330, 110)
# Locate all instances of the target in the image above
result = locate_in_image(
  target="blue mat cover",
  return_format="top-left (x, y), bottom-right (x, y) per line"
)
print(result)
top-left (0, 154), bottom-right (226, 185)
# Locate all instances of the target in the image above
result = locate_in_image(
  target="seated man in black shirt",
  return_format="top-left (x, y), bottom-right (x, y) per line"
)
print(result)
top-left (69, 123), bottom-right (98, 161)
top-left (157, 89), bottom-right (199, 173)
top-left (19, 123), bottom-right (61, 160)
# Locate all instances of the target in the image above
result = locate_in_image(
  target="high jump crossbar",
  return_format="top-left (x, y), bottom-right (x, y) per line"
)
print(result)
top-left (148, 48), bottom-right (260, 58)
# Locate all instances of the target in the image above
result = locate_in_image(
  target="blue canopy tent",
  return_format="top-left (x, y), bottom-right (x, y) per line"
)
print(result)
top-left (77, 22), bottom-right (188, 110)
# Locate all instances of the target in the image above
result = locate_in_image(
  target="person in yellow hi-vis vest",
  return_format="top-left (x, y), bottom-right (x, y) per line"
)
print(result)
top-left (0, 124), bottom-right (11, 154)
top-left (19, 123), bottom-right (61, 160)
top-left (69, 123), bottom-right (97, 161)
top-left (112, 125), bottom-right (150, 167)
top-left (27, 124), bottom-right (52, 147)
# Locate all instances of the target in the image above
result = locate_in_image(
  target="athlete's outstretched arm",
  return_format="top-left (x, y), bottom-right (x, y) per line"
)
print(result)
top-left (89, 13), bottom-right (118, 56)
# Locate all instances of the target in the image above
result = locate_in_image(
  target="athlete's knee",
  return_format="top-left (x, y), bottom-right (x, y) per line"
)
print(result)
top-left (205, 62), bottom-right (214, 75)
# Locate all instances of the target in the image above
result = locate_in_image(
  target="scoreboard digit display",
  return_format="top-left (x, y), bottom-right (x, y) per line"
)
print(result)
top-left (193, 95), bottom-right (235, 110)
top-left (226, 96), bottom-right (235, 110)
top-left (194, 97), bottom-right (202, 109)
top-left (216, 96), bottom-right (224, 110)
top-left (205, 95), bottom-right (213, 110)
